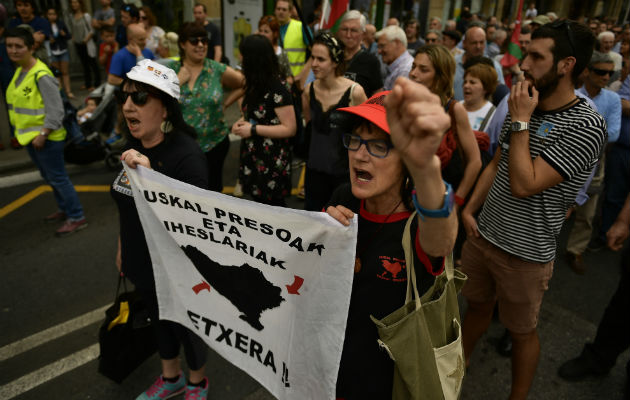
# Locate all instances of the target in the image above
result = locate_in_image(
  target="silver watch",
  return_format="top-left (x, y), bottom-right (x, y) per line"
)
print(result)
top-left (511, 121), bottom-right (529, 132)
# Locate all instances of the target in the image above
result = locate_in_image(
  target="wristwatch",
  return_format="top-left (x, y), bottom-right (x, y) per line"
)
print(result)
top-left (412, 181), bottom-right (454, 221)
top-left (39, 131), bottom-right (49, 137)
top-left (250, 123), bottom-right (258, 137)
top-left (511, 121), bottom-right (529, 132)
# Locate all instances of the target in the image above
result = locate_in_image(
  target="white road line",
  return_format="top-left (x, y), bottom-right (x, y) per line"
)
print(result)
top-left (0, 305), bottom-right (108, 362)
top-left (0, 343), bottom-right (100, 399)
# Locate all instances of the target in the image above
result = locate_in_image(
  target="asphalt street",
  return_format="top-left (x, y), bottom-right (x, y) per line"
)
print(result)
top-left (1, 140), bottom-right (628, 400)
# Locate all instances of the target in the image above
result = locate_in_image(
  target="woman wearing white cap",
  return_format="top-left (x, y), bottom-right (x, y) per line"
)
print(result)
top-left (325, 78), bottom-right (458, 398)
top-left (111, 59), bottom-right (210, 400)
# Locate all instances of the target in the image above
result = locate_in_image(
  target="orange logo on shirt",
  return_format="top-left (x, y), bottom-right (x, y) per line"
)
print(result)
top-left (377, 256), bottom-right (407, 282)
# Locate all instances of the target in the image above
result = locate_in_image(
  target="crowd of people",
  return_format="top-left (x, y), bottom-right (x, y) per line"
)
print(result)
top-left (3, 0), bottom-right (630, 399)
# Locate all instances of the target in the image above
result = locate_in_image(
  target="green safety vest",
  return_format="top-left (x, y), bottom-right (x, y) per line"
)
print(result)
top-left (6, 59), bottom-right (66, 146)
top-left (284, 19), bottom-right (307, 76)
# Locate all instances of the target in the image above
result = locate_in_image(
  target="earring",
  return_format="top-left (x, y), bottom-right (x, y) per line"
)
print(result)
top-left (160, 120), bottom-right (173, 133)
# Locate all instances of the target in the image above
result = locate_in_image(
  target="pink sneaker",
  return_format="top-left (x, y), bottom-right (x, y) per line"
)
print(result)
top-left (55, 218), bottom-right (88, 237)
top-left (136, 374), bottom-right (186, 400)
top-left (185, 378), bottom-right (208, 400)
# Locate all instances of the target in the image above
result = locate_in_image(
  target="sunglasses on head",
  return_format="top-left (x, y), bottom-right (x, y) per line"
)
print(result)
top-left (115, 90), bottom-right (150, 105)
top-left (188, 37), bottom-right (209, 46)
top-left (590, 67), bottom-right (613, 76)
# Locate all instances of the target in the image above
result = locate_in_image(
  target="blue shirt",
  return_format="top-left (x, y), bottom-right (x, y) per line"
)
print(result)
top-left (384, 51), bottom-right (413, 90)
top-left (109, 47), bottom-right (155, 78)
top-left (453, 52), bottom-right (505, 101)
top-left (618, 75), bottom-right (630, 147)
top-left (8, 16), bottom-right (51, 38)
top-left (577, 85), bottom-right (621, 143)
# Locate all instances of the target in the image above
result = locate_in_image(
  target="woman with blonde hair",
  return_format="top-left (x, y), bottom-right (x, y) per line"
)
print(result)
top-left (408, 44), bottom-right (481, 206)
top-left (139, 6), bottom-right (164, 54)
top-left (156, 32), bottom-right (179, 60)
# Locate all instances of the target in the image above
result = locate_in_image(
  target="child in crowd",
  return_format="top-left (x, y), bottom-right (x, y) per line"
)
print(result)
top-left (98, 26), bottom-right (118, 74)
top-left (46, 7), bottom-right (73, 98)
top-left (77, 97), bottom-right (99, 124)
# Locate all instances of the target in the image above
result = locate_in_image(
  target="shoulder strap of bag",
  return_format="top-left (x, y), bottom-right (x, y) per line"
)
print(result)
top-left (478, 104), bottom-right (496, 132)
top-left (402, 212), bottom-right (455, 306)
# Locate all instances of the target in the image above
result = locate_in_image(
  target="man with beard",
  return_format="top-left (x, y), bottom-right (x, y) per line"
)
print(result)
top-left (459, 21), bottom-right (606, 400)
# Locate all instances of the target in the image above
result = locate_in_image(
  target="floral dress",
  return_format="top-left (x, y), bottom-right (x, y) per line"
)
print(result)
top-left (170, 58), bottom-right (229, 152)
top-left (239, 80), bottom-right (293, 202)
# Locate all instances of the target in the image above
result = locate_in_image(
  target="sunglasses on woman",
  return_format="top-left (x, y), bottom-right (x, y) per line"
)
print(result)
top-left (188, 37), bottom-right (209, 46)
top-left (115, 90), bottom-right (150, 105)
top-left (342, 133), bottom-right (393, 158)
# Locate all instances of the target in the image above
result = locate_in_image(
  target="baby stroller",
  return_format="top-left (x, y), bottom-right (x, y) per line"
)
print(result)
top-left (64, 83), bottom-right (123, 170)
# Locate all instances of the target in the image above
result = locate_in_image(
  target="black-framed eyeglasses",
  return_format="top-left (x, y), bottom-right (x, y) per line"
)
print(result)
top-left (342, 133), bottom-right (393, 158)
top-left (550, 19), bottom-right (576, 56)
top-left (590, 67), bottom-right (613, 76)
top-left (188, 36), bottom-right (209, 46)
top-left (115, 90), bottom-right (149, 105)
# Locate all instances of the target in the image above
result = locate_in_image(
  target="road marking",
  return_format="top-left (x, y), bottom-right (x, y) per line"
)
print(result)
top-left (0, 305), bottom-right (109, 362)
top-left (0, 185), bottom-right (110, 218)
top-left (0, 343), bottom-right (100, 399)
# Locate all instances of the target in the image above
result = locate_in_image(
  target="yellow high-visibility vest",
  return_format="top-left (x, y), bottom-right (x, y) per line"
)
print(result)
top-left (283, 19), bottom-right (307, 76)
top-left (6, 59), bottom-right (66, 146)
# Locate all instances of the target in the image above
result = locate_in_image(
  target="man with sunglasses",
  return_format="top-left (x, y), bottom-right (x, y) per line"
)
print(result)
top-left (460, 21), bottom-right (606, 400)
top-left (598, 31), bottom-right (622, 84)
top-left (108, 23), bottom-right (154, 86)
top-left (564, 51), bottom-right (621, 274)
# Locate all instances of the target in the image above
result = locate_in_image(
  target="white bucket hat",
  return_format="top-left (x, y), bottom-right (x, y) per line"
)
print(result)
top-left (126, 59), bottom-right (180, 100)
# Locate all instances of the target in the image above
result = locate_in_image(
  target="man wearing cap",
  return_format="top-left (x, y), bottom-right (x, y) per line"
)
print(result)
top-left (338, 11), bottom-right (383, 97)
top-left (376, 25), bottom-right (413, 91)
top-left (115, 3), bottom-right (139, 48)
top-left (108, 23), bottom-right (154, 86)
top-left (529, 15), bottom-right (551, 31)
top-left (453, 26), bottom-right (505, 101)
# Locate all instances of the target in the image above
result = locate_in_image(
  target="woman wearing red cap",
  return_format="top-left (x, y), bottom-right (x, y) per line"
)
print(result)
top-left (326, 78), bottom-right (458, 399)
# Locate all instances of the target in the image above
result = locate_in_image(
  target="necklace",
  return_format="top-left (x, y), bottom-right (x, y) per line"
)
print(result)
top-left (354, 199), bottom-right (404, 273)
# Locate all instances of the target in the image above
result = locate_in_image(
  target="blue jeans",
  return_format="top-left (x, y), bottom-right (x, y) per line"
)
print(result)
top-left (26, 139), bottom-right (84, 220)
top-left (600, 144), bottom-right (630, 240)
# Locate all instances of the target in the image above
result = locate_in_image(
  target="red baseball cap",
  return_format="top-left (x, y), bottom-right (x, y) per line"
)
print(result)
top-left (338, 90), bottom-right (391, 134)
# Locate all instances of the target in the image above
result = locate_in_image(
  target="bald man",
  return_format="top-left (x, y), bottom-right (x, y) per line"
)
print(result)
top-left (453, 26), bottom-right (504, 100)
top-left (108, 23), bottom-right (154, 85)
top-left (363, 23), bottom-right (378, 54)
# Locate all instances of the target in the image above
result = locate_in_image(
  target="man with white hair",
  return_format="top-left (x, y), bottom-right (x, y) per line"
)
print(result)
top-left (338, 10), bottom-right (383, 97)
top-left (376, 25), bottom-right (413, 90)
top-left (599, 31), bottom-right (622, 82)
top-left (453, 25), bottom-right (505, 100)
top-left (429, 16), bottom-right (442, 31)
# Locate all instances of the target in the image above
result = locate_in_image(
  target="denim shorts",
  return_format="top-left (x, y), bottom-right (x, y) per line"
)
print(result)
top-left (50, 51), bottom-right (70, 63)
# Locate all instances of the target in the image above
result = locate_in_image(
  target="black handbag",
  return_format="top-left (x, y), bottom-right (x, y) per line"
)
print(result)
top-left (97, 275), bottom-right (157, 383)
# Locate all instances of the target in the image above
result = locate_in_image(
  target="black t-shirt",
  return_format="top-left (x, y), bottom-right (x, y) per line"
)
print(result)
top-left (204, 21), bottom-right (222, 60)
top-left (344, 48), bottom-right (384, 98)
top-left (328, 184), bottom-right (443, 399)
top-left (110, 131), bottom-right (208, 291)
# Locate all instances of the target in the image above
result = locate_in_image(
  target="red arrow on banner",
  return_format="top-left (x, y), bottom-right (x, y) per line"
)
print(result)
top-left (192, 281), bottom-right (211, 294)
top-left (286, 275), bottom-right (304, 295)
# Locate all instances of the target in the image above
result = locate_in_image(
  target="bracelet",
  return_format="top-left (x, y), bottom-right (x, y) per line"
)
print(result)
top-left (454, 194), bottom-right (465, 207)
top-left (250, 123), bottom-right (257, 137)
top-left (411, 181), bottom-right (454, 221)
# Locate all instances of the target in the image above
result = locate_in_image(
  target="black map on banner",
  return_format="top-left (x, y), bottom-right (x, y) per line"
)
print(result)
top-left (181, 245), bottom-right (285, 331)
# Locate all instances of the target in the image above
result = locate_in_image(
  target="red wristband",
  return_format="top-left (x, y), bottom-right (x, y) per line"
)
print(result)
top-left (454, 194), bottom-right (466, 207)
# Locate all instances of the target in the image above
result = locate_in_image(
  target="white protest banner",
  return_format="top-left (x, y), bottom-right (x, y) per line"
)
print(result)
top-left (124, 164), bottom-right (357, 400)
